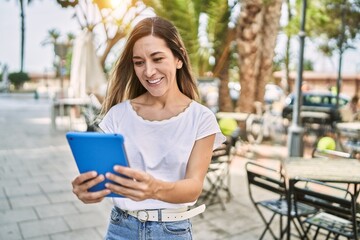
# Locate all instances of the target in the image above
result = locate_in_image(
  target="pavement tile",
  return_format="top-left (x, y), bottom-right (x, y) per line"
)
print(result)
top-left (1, 167), bottom-right (31, 180)
top-left (27, 236), bottom-right (51, 240)
top-left (0, 179), bottom-right (20, 193)
top-left (35, 202), bottom-right (79, 218)
top-left (0, 197), bottom-right (11, 211)
top-left (10, 195), bottom-right (50, 209)
top-left (63, 212), bottom-right (108, 230)
top-left (194, 221), bottom-right (231, 239)
top-left (0, 188), bottom-right (5, 198)
top-left (38, 181), bottom-right (72, 193)
top-left (96, 225), bottom-right (109, 238)
top-left (4, 184), bottom-right (43, 198)
top-left (46, 192), bottom-right (78, 204)
top-left (19, 217), bottom-right (70, 239)
top-left (0, 223), bottom-right (22, 240)
top-left (48, 173), bottom-right (72, 182)
top-left (0, 208), bottom-right (38, 225)
top-left (17, 175), bottom-right (50, 185)
top-left (73, 199), bottom-right (112, 214)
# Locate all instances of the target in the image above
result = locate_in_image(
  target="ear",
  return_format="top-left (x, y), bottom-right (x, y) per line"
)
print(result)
top-left (176, 59), bottom-right (183, 69)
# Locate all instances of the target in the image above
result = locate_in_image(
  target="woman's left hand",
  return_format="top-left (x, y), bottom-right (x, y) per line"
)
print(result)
top-left (105, 165), bottom-right (158, 201)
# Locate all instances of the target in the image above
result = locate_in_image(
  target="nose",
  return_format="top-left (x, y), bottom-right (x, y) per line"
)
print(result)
top-left (145, 62), bottom-right (156, 78)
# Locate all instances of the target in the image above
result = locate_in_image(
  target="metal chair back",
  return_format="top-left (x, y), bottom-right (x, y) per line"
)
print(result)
top-left (293, 178), bottom-right (359, 239)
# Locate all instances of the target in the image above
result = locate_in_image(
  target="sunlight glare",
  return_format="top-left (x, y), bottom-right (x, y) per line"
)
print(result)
top-left (111, 0), bottom-right (123, 8)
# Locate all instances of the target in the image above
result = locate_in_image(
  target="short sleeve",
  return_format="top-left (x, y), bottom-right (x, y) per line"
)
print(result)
top-left (196, 107), bottom-right (226, 150)
top-left (98, 103), bottom-right (126, 133)
top-left (98, 110), bottom-right (114, 133)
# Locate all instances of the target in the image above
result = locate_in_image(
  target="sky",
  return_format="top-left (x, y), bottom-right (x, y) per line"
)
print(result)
top-left (0, 1), bottom-right (80, 74)
top-left (0, 1), bottom-right (359, 75)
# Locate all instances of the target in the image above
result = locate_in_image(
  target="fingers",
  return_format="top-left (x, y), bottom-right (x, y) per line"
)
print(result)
top-left (105, 182), bottom-right (144, 201)
top-left (105, 166), bottom-right (153, 201)
top-left (112, 165), bottom-right (145, 181)
top-left (72, 171), bottom-right (110, 203)
top-left (72, 171), bottom-right (97, 187)
top-left (76, 189), bottom-right (111, 204)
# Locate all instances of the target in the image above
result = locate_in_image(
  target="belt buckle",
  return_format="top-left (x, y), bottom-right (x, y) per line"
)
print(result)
top-left (137, 210), bottom-right (149, 222)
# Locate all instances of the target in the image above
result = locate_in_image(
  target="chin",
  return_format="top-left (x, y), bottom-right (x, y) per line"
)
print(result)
top-left (147, 91), bottom-right (166, 97)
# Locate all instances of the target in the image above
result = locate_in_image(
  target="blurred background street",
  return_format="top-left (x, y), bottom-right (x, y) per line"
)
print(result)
top-left (0, 93), bottom-right (293, 240)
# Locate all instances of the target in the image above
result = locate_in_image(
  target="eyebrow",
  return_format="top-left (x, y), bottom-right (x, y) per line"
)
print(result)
top-left (132, 51), bottom-right (164, 59)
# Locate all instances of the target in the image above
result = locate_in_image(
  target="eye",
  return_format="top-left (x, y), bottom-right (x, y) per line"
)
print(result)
top-left (133, 61), bottom-right (144, 66)
top-left (153, 57), bottom-right (163, 62)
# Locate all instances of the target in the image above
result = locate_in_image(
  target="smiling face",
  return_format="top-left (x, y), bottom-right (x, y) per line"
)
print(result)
top-left (132, 35), bottom-right (183, 98)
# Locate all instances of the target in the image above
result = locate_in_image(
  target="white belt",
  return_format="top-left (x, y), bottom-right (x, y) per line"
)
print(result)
top-left (116, 204), bottom-right (206, 222)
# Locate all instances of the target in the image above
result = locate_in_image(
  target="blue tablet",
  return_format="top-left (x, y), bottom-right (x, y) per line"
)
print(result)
top-left (66, 132), bottom-right (129, 198)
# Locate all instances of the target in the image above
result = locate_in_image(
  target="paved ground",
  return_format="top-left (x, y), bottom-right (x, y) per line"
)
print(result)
top-left (0, 93), bottom-right (292, 240)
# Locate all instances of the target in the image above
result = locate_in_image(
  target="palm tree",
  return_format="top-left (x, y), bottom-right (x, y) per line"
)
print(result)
top-left (236, 0), bottom-right (282, 113)
top-left (8, 0), bottom-right (34, 72)
top-left (207, 0), bottom-right (239, 112)
top-left (41, 29), bottom-right (61, 76)
top-left (56, 0), bottom-right (148, 70)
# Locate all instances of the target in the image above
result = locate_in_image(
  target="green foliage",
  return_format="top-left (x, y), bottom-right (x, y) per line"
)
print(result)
top-left (289, 0), bottom-right (360, 54)
top-left (303, 59), bottom-right (314, 71)
top-left (8, 72), bottom-right (30, 89)
top-left (272, 55), bottom-right (284, 72)
top-left (282, 0), bottom-right (360, 74)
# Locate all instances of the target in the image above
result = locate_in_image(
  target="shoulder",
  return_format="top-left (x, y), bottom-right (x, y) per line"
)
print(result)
top-left (108, 100), bottom-right (129, 113)
top-left (190, 101), bottom-right (216, 116)
top-left (186, 101), bottom-right (218, 125)
top-left (99, 101), bottom-right (130, 132)
top-left (103, 101), bottom-right (130, 122)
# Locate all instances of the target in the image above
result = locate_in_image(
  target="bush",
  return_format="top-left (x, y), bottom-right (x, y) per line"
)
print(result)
top-left (8, 72), bottom-right (30, 89)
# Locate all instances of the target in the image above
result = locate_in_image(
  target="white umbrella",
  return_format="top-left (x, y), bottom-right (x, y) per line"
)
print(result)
top-left (69, 30), bottom-right (107, 98)
top-left (1, 64), bottom-right (9, 92)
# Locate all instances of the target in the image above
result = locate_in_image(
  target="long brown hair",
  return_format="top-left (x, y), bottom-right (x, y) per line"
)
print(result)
top-left (101, 17), bottom-right (199, 115)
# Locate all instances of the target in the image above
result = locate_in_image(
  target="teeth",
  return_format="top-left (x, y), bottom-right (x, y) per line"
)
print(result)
top-left (148, 78), bottom-right (161, 84)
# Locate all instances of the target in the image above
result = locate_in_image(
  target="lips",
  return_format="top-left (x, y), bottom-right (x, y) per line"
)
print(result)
top-left (147, 78), bottom-right (163, 85)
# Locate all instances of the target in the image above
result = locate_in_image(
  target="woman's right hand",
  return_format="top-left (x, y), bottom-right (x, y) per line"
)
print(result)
top-left (72, 171), bottom-right (111, 204)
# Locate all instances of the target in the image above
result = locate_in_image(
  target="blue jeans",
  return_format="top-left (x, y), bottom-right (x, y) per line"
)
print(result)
top-left (105, 207), bottom-right (193, 240)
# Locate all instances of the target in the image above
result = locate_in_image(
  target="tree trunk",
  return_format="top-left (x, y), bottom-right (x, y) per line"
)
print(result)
top-left (19, 0), bottom-right (25, 72)
top-left (256, 0), bottom-right (283, 102)
top-left (283, 0), bottom-right (293, 94)
top-left (236, 0), bottom-right (262, 113)
top-left (214, 28), bottom-right (236, 112)
top-left (236, 0), bottom-right (282, 113)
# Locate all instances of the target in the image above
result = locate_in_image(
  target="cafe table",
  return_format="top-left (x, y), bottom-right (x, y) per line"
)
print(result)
top-left (336, 122), bottom-right (360, 154)
top-left (336, 122), bottom-right (360, 139)
top-left (282, 157), bottom-right (360, 239)
top-left (51, 97), bottom-right (90, 130)
top-left (215, 112), bottom-right (250, 122)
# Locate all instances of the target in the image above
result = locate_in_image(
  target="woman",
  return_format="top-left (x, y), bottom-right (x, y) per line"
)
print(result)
top-left (72, 16), bottom-right (225, 239)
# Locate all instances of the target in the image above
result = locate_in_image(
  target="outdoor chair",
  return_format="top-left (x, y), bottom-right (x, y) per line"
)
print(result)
top-left (199, 137), bottom-right (235, 210)
top-left (292, 178), bottom-right (360, 240)
top-left (246, 162), bottom-right (318, 239)
top-left (82, 93), bottom-right (102, 132)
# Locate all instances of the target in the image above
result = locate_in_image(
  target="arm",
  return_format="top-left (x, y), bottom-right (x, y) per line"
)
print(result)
top-left (105, 134), bottom-right (216, 203)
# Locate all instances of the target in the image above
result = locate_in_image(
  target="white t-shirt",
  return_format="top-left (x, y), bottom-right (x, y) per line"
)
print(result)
top-left (99, 100), bottom-right (226, 211)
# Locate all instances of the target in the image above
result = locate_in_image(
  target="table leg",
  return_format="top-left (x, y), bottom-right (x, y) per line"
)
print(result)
top-left (51, 104), bottom-right (56, 130)
top-left (287, 179), bottom-right (294, 240)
